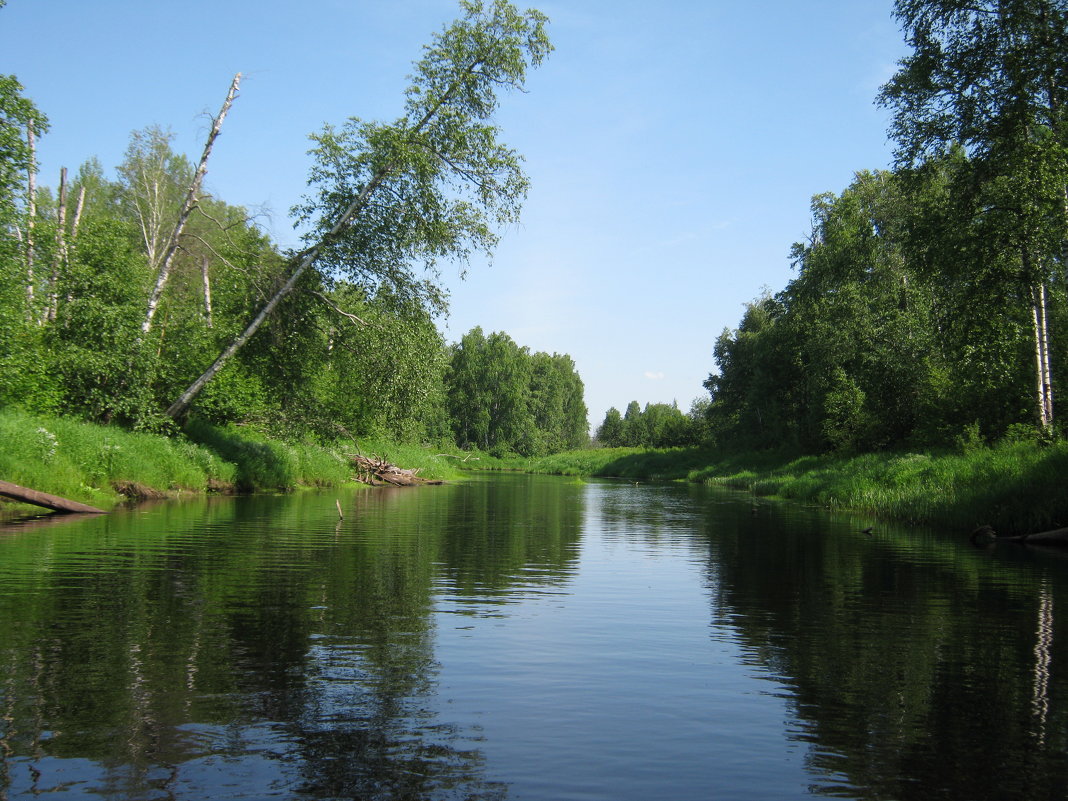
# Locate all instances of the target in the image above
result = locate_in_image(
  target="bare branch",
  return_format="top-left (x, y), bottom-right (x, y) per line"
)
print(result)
top-left (142, 73), bottom-right (241, 335)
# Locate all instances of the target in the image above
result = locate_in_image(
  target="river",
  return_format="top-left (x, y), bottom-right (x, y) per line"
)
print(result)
top-left (1, 473), bottom-right (1066, 800)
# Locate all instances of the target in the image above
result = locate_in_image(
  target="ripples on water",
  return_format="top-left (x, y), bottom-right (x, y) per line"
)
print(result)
top-left (1, 474), bottom-right (1067, 800)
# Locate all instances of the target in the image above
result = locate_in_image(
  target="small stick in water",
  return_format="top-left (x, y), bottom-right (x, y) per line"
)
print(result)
top-left (336, 499), bottom-right (344, 520)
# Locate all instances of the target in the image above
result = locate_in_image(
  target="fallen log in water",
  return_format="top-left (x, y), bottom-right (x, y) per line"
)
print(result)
top-left (0, 480), bottom-right (106, 514)
top-left (348, 454), bottom-right (443, 487)
top-left (1003, 527), bottom-right (1068, 545)
top-left (971, 524), bottom-right (1068, 546)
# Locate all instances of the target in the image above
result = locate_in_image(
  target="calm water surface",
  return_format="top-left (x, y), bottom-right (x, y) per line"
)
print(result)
top-left (1, 473), bottom-right (1067, 800)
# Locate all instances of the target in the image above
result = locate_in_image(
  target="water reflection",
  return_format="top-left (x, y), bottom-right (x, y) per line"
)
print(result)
top-left (0, 478), bottom-right (582, 799)
top-left (2, 475), bottom-right (1068, 800)
top-left (680, 484), bottom-right (1068, 801)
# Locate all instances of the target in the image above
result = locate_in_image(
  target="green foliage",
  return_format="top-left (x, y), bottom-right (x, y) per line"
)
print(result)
top-left (597, 400), bottom-right (699, 448)
top-left (596, 407), bottom-right (624, 446)
top-left (0, 7), bottom-right (585, 486)
top-left (0, 74), bottom-right (47, 212)
top-left (309, 284), bottom-right (451, 443)
top-left (446, 327), bottom-right (587, 457)
top-left (703, 167), bottom-right (1048, 454)
top-left (47, 218), bottom-right (159, 426)
top-left (291, 0), bottom-right (551, 304)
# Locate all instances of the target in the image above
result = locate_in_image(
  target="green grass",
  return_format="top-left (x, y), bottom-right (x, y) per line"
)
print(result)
top-left (183, 419), bottom-right (352, 491)
top-left (517, 441), bottom-right (1068, 534)
top-left (0, 410), bottom-right (466, 515)
top-left (0, 407), bottom-right (237, 510)
top-left (8, 405), bottom-right (1061, 534)
top-left (687, 444), bottom-right (1068, 533)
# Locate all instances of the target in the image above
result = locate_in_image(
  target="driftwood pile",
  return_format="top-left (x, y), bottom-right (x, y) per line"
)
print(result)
top-left (348, 454), bottom-right (443, 487)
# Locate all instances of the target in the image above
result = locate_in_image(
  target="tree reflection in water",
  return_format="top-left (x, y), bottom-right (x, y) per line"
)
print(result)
top-left (0, 479), bottom-right (582, 799)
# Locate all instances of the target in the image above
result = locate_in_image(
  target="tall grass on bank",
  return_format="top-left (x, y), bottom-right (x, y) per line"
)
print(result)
top-left (694, 443), bottom-right (1068, 533)
top-left (519, 441), bottom-right (1068, 534)
top-left (183, 419), bottom-right (352, 491)
top-left (528, 447), bottom-right (717, 480)
top-left (0, 408), bottom-right (236, 509)
top-left (1, 410), bottom-right (466, 514)
top-left (454, 447), bottom-right (722, 478)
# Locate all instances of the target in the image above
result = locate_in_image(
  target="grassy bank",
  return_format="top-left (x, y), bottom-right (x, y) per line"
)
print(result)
top-left (522, 442), bottom-right (1068, 534)
top-left (1, 408), bottom-right (238, 511)
top-left (0, 408), bottom-right (463, 515)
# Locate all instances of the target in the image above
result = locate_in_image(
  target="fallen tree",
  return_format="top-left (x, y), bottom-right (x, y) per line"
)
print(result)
top-left (0, 480), bottom-right (106, 514)
top-left (348, 454), bottom-right (443, 487)
top-left (972, 524), bottom-right (1068, 546)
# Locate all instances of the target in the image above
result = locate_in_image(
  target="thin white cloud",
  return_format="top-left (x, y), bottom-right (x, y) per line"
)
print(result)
top-left (644, 371), bottom-right (665, 380)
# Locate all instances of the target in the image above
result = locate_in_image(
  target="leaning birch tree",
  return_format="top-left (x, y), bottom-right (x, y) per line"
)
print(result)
top-left (166, 0), bottom-right (551, 419)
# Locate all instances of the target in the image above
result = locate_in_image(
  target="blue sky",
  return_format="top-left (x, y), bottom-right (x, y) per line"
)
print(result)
top-left (1, 0), bottom-right (908, 428)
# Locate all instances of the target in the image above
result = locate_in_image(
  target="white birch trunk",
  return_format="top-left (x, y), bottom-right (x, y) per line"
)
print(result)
top-left (70, 185), bottom-right (86, 241)
top-left (141, 73), bottom-right (241, 335)
top-left (201, 255), bottom-right (213, 328)
top-left (166, 166), bottom-right (392, 419)
top-left (25, 120), bottom-right (36, 308)
top-left (47, 167), bottom-right (68, 323)
top-left (1030, 282), bottom-right (1053, 430)
top-left (1038, 282), bottom-right (1053, 425)
top-left (166, 52), bottom-right (488, 419)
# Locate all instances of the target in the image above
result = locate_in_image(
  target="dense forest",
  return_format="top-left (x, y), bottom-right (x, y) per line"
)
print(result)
top-left (0, 1), bottom-right (588, 459)
top-left (597, 0), bottom-right (1068, 457)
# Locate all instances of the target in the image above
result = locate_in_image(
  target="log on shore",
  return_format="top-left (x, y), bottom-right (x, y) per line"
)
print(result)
top-left (0, 480), bottom-right (106, 514)
top-left (348, 455), bottom-right (444, 487)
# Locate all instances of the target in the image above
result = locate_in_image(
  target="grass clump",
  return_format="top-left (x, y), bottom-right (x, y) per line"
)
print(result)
top-left (694, 442), bottom-right (1068, 533)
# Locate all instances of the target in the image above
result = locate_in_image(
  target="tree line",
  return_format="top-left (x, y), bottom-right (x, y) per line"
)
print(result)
top-left (701, 0), bottom-right (1068, 454)
top-left (0, 1), bottom-right (587, 457)
top-left (595, 399), bottom-right (709, 448)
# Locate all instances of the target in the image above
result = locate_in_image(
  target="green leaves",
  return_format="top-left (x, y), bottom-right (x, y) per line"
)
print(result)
top-left (298, 0), bottom-right (550, 293)
top-left (446, 327), bottom-right (586, 457)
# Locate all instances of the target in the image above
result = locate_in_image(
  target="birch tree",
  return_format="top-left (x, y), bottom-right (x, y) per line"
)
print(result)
top-left (117, 126), bottom-right (190, 278)
top-left (140, 73), bottom-right (240, 334)
top-left (879, 0), bottom-right (1068, 430)
top-left (166, 0), bottom-right (551, 419)
top-left (0, 75), bottom-right (49, 406)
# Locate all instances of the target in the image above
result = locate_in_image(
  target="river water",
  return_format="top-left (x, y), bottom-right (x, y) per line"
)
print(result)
top-left (1, 473), bottom-right (1066, 800)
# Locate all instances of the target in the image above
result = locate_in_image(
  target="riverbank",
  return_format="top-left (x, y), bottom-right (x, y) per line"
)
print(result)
top-left (500, 442), bottom-right (1068, 535)
top-left (0, 408), bottom-right (463, 516)
top-left (7, 407), bottom-right (1064, 535)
